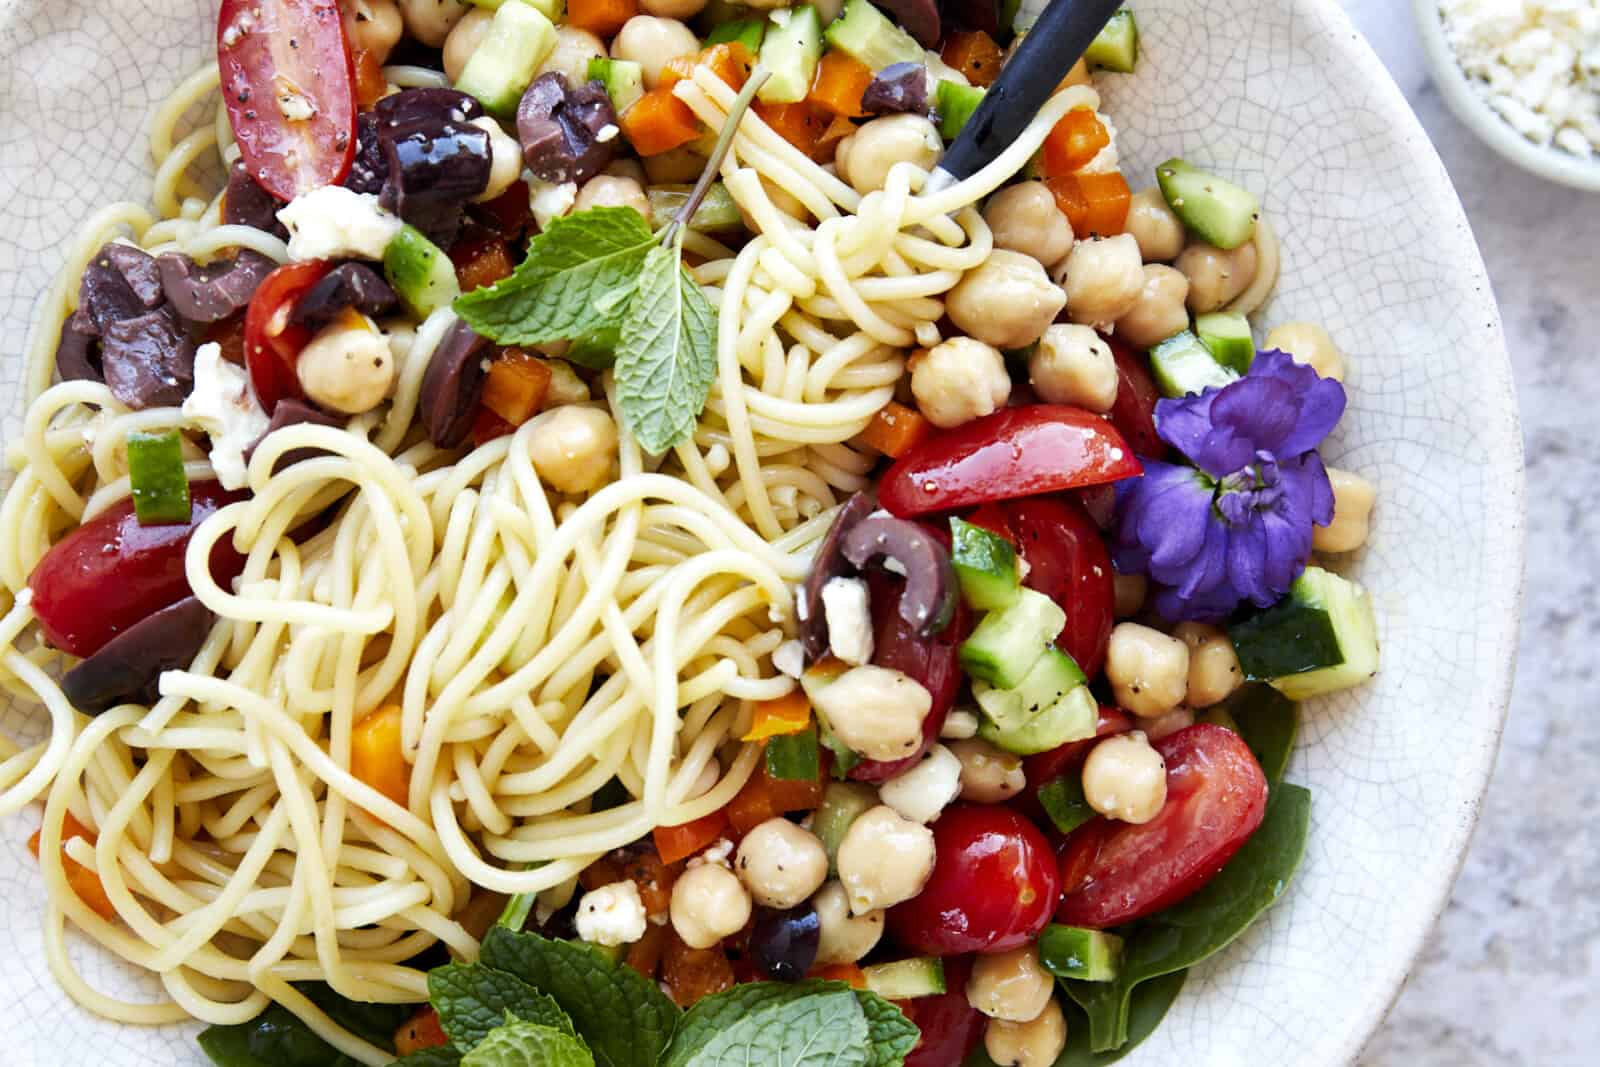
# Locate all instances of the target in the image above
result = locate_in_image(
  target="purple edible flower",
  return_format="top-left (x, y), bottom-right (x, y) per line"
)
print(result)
top-left (1113, 350), bottom-right (1347, 621)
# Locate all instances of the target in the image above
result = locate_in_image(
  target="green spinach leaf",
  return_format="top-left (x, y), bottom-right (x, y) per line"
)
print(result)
top-left (1218, 685), bottom-right (1299, 788)
top-left (429, 962), bottom-right (574, 1051)
top-left (663, 981), bottom-right (915, 1067)
top-left (391, 1049), bottom-right (464, 1066)
top-left (459, 1019), bottom-right (594, 1067)
top-left (477, 927), bottom-right (677, 1067)
top-left (613, 243), bottom-right (719, 454)
top-left (198, 982), bottom-right (411, 1067)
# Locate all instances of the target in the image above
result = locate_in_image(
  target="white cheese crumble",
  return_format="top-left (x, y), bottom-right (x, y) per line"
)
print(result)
top-left (1077, 112), bottom-right (1121, 174)
top-left (277, 186), bottom-right (402, 262)
top-left (772, 640), bottom-right (806, 679)
top-left (182, 341), bottom-right (269, 490)
top-left (531, 179), bottom-right (578, 231)
top-left (687, 837), bottom-right (735, 869)
top-left (596, 123), bottom-right (620, 143)
top-left (574, 880), bottom-right (648, 946)
top-left (821, 576), bottom-right (875, 666)
top-left (1440, 0), bottom-right (1600, 156)
top-left (878, 744), bottom-right (963, 824)
top-left (939, 709), bottom-right (980, 740)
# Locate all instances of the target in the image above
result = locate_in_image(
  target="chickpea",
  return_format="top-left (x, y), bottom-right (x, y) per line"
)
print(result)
top-left (735, 818), bottom-right (829, 909)
top-left (940, 709), bottom-right (980, 740)
top-left (529, 406), bottom-right (617, 494)
top-left (948, 739), bottom-right (1026, 804)
top-left (536, 26), bottom-right (608, 87)
top-left (1173, 622), bottom-right (1243, 708)
top-left (643, 146), bottom-right (708, 184)
top-left (1265, 321), bottom-right (1347, 382)
top-left (1140, 706), bottom-right (1194, 742)
top-left (834, 114), bottom-right (943, 194)
top-left (1028, 324), bottom-right (1116, 412)
top-left (812, 880), bottom-right (885, 965)
top-left (947, 250), bottom-right (1066, 350)
top-left (985, 1000), bottom-right (1068, 1067)
top-left (544, 360), bottom-right (591, 407)
top-left (397, 0), bottom-right (470, 48)
top-left (348, 0), bottom-right (403, 66)
top-left (669, 862), bottom-right (751, 949)
top-left (984, 182), bottom-right (1074, 267)
top-left (1113, 572), bottom-right (1146, 618)
top-left (296, 312), bottom-right (394, 415)
top-left (1124, 187), bottom-right (1185, 262)
top-left (910, 336), bottom-right (1011, 429)
top-left (612, 16), bottom-right (700, 90)
top-left (1082, 731), bottom-right (1167, 823)
top-left (1314, 468), bottom-right (1377, 553)
top-left (442, 7), bottom-right (493, 82)
top-left (574, 175), bottom-right (652, 222)
top-left (471, 117), bottom-right (524, 203)
top-left (967, 946), bottom-right (1054, 1022)
top-left (604, 158), bottom-right (647, 185)
top-left (1060, 234), bottom-right (1143, 327)
top-left (835, 805), bottom-right (936, 914)
top-left (1105, 622), bottom-right (1189, 719)
top-left (1115, 265), bottom-right (1190, 349)
top-left (641, 0), bottom-right (707, 17)
top-left (808, 665), bottom-right (931, 761)
top-left (1175, 241), bottom-right (1259, 314)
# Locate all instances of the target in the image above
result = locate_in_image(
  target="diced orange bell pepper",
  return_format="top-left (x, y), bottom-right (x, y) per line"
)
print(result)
top-left (815, 114), bottom-right (857, 163)
top-left (566, 0), bottom-right (637, 37)
top-left (1045, 171), bottom-right (1132, 237)
top-left (451, 238), bottom-right (515, 294)
top-left (1041, 108), bottom-right (1111, 178)
top-left (811, 963), bottom-right (868, 988)
top-left (807, 52), bottom-right (873, 118)
top-left (482, 349), bottom-right (554, 426)
top-left (662, 928), bottom-right (736, 1006)
top-left (858, 401), bottom-right (933, 458)
top-left (742, 689), bottom-right (813, 742)
top-left (661, 42), bottom-right (753, 94)
top-left (725, 750), bottom-right (825, 835)
top-left (28, 812), bottom-right (115, 920)
top-left (620, 87), bottom-right (702, 156)
top-left (471, 408), bottom-right (517, 447)
top-left (940, 30), bottom-right (1005, 87)
top-left (394, 1007), bottom-right (450, 1055)
top-left (755, 100), bottom-right (828, 158)
top-left (351, 47), bottom-right (388, 109)
top-left (654, 808), bottom-right (731, 865)
top-left (626, 921), bottom-right (671, 977)
top-left (351, 704), bottom-right (408, 809)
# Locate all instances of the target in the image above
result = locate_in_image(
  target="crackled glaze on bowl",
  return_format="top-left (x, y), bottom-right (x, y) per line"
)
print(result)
top-left (0, 0), bottom-right (1523, 1063)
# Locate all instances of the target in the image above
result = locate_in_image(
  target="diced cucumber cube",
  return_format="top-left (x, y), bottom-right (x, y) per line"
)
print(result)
top-left (1038, 924), bottom-right (1124, 982)
top-left (758, 5), bottom-right (823, 104)
top-left (1084, 9), bottom-right (1138, 72)
top-left (824, 0), bottom-right (925, 70)
top-left (977, 673), bottom-right (1096, 756)
top-left (862, 957), bottom-right (946, 999)
top-left (813, 781), bottom-right (877, 871)
top-left (1036, 773), bottom-right (1096, 835)
top-left (1156, 157), bottom-right (1260, 251)
top-left (1195, 310), bottom-right (1256, 374)
top-left (1228, 566), bottom-right (1380, 700)
top-left (588, 57), bottom-right (644, 115)
top-left (766, 725), bottom-right (821, 781)
top-left (936, 80), bottom-right (985, 141)
top-left (959, 588), bottom-right (1066, 688)
top-left (950, 518), bottom-right (1021, 612)
top-left (706, 17), bottom-right (767, 52)
top-left (455, 1), bottom-right (558, 118)
top-left (383, 224), bottom-right (460, 319)
top-left (1149, 329), bottom-right (1239, 398)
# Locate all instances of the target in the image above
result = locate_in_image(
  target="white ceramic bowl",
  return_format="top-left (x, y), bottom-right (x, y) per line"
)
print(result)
top-left (0, 0), bottom-right (1523, 1063)
top-left (1412, 0), bottom-right (1600, 192)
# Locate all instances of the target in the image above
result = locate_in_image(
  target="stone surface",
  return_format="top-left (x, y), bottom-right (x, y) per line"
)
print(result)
top-left (1345, 2), bottom-right (1600, 1064)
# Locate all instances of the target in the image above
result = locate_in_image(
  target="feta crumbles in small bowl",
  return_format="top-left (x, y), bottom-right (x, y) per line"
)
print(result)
top-left (1414, 0), bottom-right (1600, 190)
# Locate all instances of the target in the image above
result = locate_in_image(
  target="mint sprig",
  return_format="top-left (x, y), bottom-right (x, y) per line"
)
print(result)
top-left (459, 1018), bottom-right (594, 1067)
top-left (429, 962), bottom-right (574, 1051)
top-left (453, 68), bottom-right (771, 455)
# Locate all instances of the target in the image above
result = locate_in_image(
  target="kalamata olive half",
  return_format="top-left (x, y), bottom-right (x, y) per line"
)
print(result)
top-left (158, 249), bottom-right (276, 324)
top-left (290, 263), bottom-right (399, 332)
top-left (840, 515), bottom-right (957, 638)
top-left (420, 318), bottom-right (492, 447)
top-left (60, 597), bottom-right (215, 714)
top-left (861, 63), bottom-right (930, 116)
top-left (798, 492), bottom-right (877, 660)
top-left (749, 903), bottom-right (821, 982)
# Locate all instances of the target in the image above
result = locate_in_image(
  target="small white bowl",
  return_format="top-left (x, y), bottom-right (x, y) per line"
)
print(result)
top-left (1413, 0), bottom-right (1600, 192)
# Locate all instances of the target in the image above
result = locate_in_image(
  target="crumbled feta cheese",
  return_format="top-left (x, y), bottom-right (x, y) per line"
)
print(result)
top-left (574, 880), bottom-right (648, 946)
top-left (1441, 0), bottom-right (1600, 156)
top-left (1078, 112), bottom-right (1121, 174)
top-left (772, 640), bottom-right (806, 679)
top-left (182, 341), bottom-right (269, 490)
top-left (531, 180), bottom-right (578, 230)
top-left (596, 123), bottom-right (619, 142)
top-left (939, 709), bottom-right (980, 740)
top-left (277, 91), bottom-right (315, 121)
top-left (878, 744), bottom-right (963, 824)
top-left (821, 576), bottom-right (874, 665)
top-left (277, 186), bottom-right (402, 262)
top-left (688, 837), bottom-right (735, 869)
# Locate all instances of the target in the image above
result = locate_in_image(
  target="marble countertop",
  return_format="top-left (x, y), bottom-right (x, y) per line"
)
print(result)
top-left (1340, 2), bottom-right (1600, 1063)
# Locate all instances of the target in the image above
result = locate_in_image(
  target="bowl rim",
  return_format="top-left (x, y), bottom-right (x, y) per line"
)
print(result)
top-left (1411, 0), bottom-right (1600, 192)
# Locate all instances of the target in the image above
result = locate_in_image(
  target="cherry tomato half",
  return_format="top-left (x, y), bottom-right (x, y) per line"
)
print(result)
top-left (1106, 335), bottom-right (1165, 459)
top-left (1055, 724), bottom-right (1269, 929)
top-left (889, 804), bottom-right (1060, 956)
top-left (218, 0), bottom-right (357, 202)
top-left (900, 956), bottom-right (984, 1067)
top-left (878, 405), bottom-right (1142, 517)
top-left (28, 482), bottom-right (247, 658)
top-left (243, 260), bottom-right (332, 412)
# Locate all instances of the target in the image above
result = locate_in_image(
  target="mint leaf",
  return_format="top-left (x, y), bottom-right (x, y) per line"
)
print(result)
top-left (663, 982), bottom-right (915, 1067)
top-left (454, 208), bottom-right (655, 346)
top-left (459, 1020), bottom-right (593, 1067)
top-left (390, 1049), bottom-right (462, 1066)
top-left (477, 928), bottom-right (677, 1067)
top-left (854, 989), bottom-right (920, 1067)
top-left (429, 963), bottom-right (574, 1052)
top-left (681, 989), bottom-right (867, 1067)
top-left (614, 244), bottom-right (718, 453)
top-left (563, 323), bottom-right (621, 370)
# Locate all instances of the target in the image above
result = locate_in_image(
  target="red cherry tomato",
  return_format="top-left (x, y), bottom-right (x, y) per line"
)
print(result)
top-left (878, 405), bottom-right (1142, 517)
top-left (243, 260), bottom-right (332, 412)
top-left (28, 482), bottom-right (248, 658)
top-left (1105, 335), bottom-right (1165, 459)
top-left (1018, 706), bottom-right (1133, 823)
top-left (1055, 724), bottom-right (1269, 929)
top-left (217, 0), bottom-right (356, 201)
top-left (961, 496), bottom-right (1115, 679)
top-left (900, 956), bottom-right (984, 1067)
top-left (889, 804), bottom-right (1061, 956)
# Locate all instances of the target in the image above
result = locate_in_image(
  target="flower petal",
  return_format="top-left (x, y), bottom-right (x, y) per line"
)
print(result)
top-left (1252, 349), bottom-right (1347, 455)
top-left (1209, 377), bottom-right (1299, 454)
top-left (1153, 390), bottom-right (1220, 466)
top-left (1225, 512), bottom-right (1273, 607)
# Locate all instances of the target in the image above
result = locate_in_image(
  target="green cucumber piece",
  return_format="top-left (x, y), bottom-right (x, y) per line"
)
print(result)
top-left (766, 725), bottom-right (821, 781)
top-left (978, 676), bottom-right (1096, 756)
top-left (454, 0), bottom-right (558, 118)
top-left (823, 0), bottom-right (925, 70)
top-left (1155, 157), bottom-right (1260, 251)
top-left (959, 588), bottom-right (1066, 688)
top-left (1149, 329), bottom-right (1239, 398)
top-left (127, 431), bottom-right (190, 525)
top-left (1228, 566), bottom-right (1379, 700)
top-left (588, 57), bottom-right (644, 115)
top-left (1084, 9), bottom-right (1138, 72)
top-left (1039, 925), bottom-right (1124, 982)
top-left (383, 224), bottom-right (460, 319)
top-left (1195, 310), bottom-right (1256, 374)
top-left (950, 518), bottom-right (1021, 612)
top-left (468, 0), bottom-right (563, 20)
top-left (819, 721), bottom-right (862, 778)
top-left (646, 183), bottom-right (743, 231)
top-left (758, 5), bottom-right (823, 103)
top-left (935, 80), bottom-right (986, 141)
top-left (861, 958), bottom-right (946, 999)
top-left (706, 16), bottom-right (767, 51)
top-left (1036, 773), bottom-right (1096, 835)
top-left (813, 781), bottom-right (876, 869)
